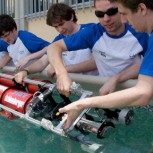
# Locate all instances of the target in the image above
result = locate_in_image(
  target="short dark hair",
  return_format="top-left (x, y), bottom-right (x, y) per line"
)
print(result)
top-left (110, 0), bottom-right (153, 12)
top-left (46, 3), bottom-right (78, 26)
top-left (0, 14), bottom-right (17, 37)
top-left (94, 0), bottom-right (116, 7)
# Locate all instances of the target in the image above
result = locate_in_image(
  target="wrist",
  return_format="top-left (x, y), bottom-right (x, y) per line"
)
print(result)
top-left (111, 74), bottom-right (120, 83)
top-left (56, 70), bottom-right (68, 77)
top-left (22, 69), bottom-right (30, 75)
top-left (65, 65), bottom-right (73, 73)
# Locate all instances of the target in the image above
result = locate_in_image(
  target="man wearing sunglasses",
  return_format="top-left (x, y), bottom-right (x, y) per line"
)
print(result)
top-left (58, 0), bottom-right (153, 130)
top-left (95, 7), bottom-right (118, 19)
top-left (46, 0), bottom-right (148, 97)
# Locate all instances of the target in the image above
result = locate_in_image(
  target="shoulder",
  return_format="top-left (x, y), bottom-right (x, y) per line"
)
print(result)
top-left (81, 23), bottom-right (103, 29)
top-left (53, 34), bottom-right (65, 42)
top-left (148, 32), bottom-right (153, 44)
top-left (126, 23), bottom-right (148, 37)
top-left (0, 40), bottom-right (9, 51)
top-left (78, 23), bottom-right (105, 36)
top-left (18, 30), bottom-right (39, 39)
top-left (80, 23), bottom-right (96, 29)
top-left (18, 30), bottom-right (50, 44)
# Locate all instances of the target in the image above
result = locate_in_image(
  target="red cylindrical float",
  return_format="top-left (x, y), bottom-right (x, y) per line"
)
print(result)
top-left (0, 84), bottom-right (9, 97)
top-left (27, 78), bottom-right (51, 93)
top-left (0, 77), bottom-right (15, 87)
top-left (1, 88), bottom-right (33, 114)
top-left (0, 73), bottom-right (16, 87)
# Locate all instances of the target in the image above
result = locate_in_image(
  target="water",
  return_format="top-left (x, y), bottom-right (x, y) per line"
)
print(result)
top-left (0, 106), bottom-right (153, 153)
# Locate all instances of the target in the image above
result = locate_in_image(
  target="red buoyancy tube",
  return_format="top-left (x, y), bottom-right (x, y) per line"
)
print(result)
top-left (0, 88), bottom-right (33, 114)
top-left (0, 83), bottom-right (33, 119)
top-left (0, 71), bottom-right (52, 93)
top-left (0, 74), bottom-right (15, 87)
top-left (0, 82), bottom-right (15, 119)
top-left (0, 75), bottom-right (51, 119)
top-left (0, 84), bottom-right (9, 98)
top-left (27, 78), bottom-right (51, 93)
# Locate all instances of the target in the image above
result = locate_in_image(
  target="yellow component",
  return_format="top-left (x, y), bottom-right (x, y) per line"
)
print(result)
top-left (56, 112), bottom-right (60, 116)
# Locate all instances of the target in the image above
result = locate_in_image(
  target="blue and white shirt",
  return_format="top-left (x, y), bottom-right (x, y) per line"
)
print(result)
top-left (52, 23), bottom-right (99, 76)
top-left (0, 39), bottom-right (9, 52)
top-left (0, 39), bottom-right (14, 66)
top-left (139, 30), bottom-right (153, 76)
top-left (7, 30), bottom-right (50, 66)
top-left (64, 23), bottom-right (149, 77)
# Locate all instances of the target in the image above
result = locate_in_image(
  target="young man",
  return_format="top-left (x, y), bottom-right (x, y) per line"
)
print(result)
top-left (58, 0), bottom-right (153, 129)
top-left (15, 3), bottom-right (98, 82)
top-left (47, 0), bottom-right (148, 96)
top-left (0, 14), bottom-right (50, 69)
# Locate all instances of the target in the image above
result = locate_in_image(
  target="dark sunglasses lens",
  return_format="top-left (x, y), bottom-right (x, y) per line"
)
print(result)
top-left (95, 11), bottom-right (104, 18)
top-left (95, 8), bottom-right (118, 18)
top-left (107, 8), bottom-right (118, 16)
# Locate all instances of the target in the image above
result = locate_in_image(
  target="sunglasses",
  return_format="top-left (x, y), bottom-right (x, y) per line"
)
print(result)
top-left (95, 8), bottom-right (118, 18)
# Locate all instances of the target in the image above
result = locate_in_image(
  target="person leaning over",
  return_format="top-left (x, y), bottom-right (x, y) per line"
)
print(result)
top-left (58, 0), bottom-right (153, 129)
top-left (0, 14), bottom-right (50, 70)
top-left (47, 0), bottom-right (148, 97)
top-left (14, 3), bottom-right (98, 83)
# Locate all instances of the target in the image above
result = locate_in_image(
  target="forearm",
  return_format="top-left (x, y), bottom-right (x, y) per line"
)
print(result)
top-left (78, 87), bottom-right (148, 110)
top-left (24, 55), bottom-right (49, 74)
top-left (65, 57), bottom-right (97, 73)
top-left (0, 53), bottom-right (11, 68)
top-left (114, 61), bottom-right (141, 83)
top-left (28, 46), bottom-right (48, 61)
top-left (47, 40), bottom-right (67, 76)
top-left (0, 60), bottom-right (8, 68)
top-left (99, 61), bottom-right (142, 95)
top-left (77, 75), bottom-right (153, 109)
top-left (86, 88), bottom-right (145, 108)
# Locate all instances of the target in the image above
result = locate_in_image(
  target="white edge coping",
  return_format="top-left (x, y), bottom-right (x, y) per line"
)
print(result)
top-left (1, 66), bottom-right (153, 105)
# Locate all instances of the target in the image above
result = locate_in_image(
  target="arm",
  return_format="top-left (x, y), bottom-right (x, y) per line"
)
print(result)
top-left (47, 55), bottom-right (97, 77)
top-left (47, 64), bottom-right (56, 77)
top-left (65, 55), bottom-right (97, 73)
top-left (25, 54), bottom-right (49, 73)
top-left (16, 46), bottom-right (48, 70)
top-left (99, 61), bottom-right (141, 95)
top-left (14, 55), bottom-right (49, 84)
top-left (0, 52), bottom-right (12, 68)
top-left (47, 39), bottom-right (72, 96)
top-left (59, 74), bottom-right (153, 129)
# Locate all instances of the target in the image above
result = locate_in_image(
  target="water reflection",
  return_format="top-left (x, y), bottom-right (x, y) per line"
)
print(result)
top-left (0, 106), bottom-right (153, 153)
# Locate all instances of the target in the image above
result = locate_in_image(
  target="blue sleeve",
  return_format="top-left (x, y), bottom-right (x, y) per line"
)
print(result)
top-left (0, 40), bottom-right (9, 52)
top-left (52, 23), bottom-right (96, 43)
top-left (127, 24), bottom-right (149, 56)
top-left (52, 34), bottom-right (65, 43)
top-left (139, 33), bottom-right (153, 76)
top-left (80, 23), bottom-right (97, 29)
top-left (18, 31), bottom-right (50, 53)
top-left (134, 32), bottom-right (149, 56)
top-left (63, 23), bottom-right (103, 51)
top-left (46, 34), bottom-right (65, 55)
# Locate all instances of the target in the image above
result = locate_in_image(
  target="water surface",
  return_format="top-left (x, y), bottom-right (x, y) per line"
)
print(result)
top-left (0, 106), bottom-right (153, 153)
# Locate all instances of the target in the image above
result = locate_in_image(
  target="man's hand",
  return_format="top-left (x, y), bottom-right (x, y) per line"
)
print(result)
top-left (56, 73), bottom-right (72, 97)
top-left (99, 76), bottom-right (118, 95)
top-left (59, 101), bottom-right (82, 129)
top-left (14, 70), bottom-right (28, 84)
top-left (16, 57), bottom-right (30, 70)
